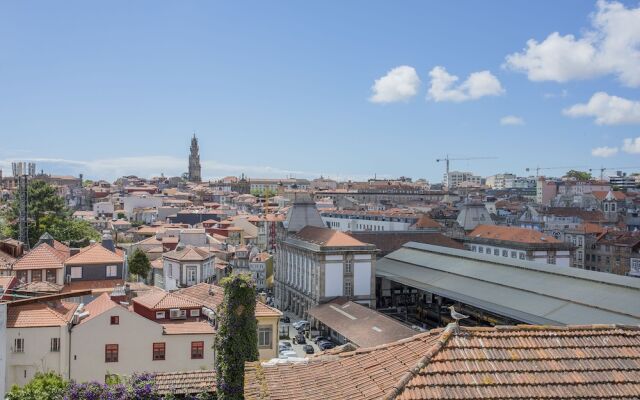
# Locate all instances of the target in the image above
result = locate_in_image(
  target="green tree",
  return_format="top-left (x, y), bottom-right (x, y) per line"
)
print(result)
top-left (128, 248), bottom-right (151, 279)
top-left (565, 170), bottom-right (592, 181)
top-left (7, 372), bottom-right (68, 400)
top-left (2, 180), bottom-right (100, 247)
top-left (215, 274), bottom-right (259, 400)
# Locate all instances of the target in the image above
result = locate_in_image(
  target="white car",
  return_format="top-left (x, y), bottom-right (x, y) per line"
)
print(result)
top-left (292, 320), bottom-right (309, 330)
top-left (279, 350), bottom-right (298, 359)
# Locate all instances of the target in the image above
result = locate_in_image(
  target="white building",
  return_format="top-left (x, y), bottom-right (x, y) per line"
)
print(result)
top-left (161, 245), bottom-right (216, 291)
top-left (444, 171), bottom-right (482, 189)
top-left (122, 194), bottom-right (163, 219)
top-left (70, 293), bottom-right (215, 383)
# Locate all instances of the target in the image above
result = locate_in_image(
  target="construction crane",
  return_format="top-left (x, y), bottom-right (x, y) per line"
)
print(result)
top-left (589, 166), bottom-right (640, 181)
top-left (525, 165), bottom-right (590, 177)
top-left (436, 155), bottom-right (497, 188)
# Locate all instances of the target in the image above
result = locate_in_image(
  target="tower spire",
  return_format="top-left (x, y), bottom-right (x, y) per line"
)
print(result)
top-left (188, 134), bottom-right (202, 182)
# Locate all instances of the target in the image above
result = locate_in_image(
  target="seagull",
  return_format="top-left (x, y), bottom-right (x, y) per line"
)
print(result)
top-left (448, 306), bottom-right (469, 334)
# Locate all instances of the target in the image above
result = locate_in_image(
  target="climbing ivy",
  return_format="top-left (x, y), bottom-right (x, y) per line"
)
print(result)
top-left (214, 274), bottom-right (259, 400)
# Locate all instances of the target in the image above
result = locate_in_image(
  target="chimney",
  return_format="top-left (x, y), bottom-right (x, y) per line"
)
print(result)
top-left (70, 248), bottom-right (80, 256)
top-left (101, 233), bottom-right (115, 252)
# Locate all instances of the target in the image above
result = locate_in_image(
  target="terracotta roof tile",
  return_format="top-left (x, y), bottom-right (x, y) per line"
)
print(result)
top-left (163, 245), bottom-right (214, 262)
top-left (7, 300), bottom-right (78, 328)
top-left (161, 320), bottom-right (216, 335)
top-left (133, 290), bottom-right (202, 310)
top-left (292, 226), bottom-right (374, 248)
top-left (245, 324), bottom-right (640, 400)
top-left (154, 370), bottom-right (216, 395)
top-left (176, 283), bottom-right (281, 317)
top-left (13, 243), bottom-right (65, 270)
top-left (80, 292), bottom-right (121, 324)
top-left (64, 243), bottom-right (124, 265)
top-left (468, 224), bottom-right (562, 244)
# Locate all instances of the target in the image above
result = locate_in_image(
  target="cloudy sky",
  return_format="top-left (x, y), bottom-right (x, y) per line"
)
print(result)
top-left (1, 1), bottom-right (639, 182)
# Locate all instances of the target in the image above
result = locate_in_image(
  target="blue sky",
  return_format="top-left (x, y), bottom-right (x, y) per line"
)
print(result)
top-left (1, 1), bottom-right (639, 182)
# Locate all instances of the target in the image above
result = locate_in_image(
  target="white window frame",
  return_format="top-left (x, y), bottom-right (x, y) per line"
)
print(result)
top-left (14, 338), bottom-right (24, 353)
top-left (189, 309), bottom-right (200, 317)
top-left (156, 311), bottom-right (166, 319)
top-left (70, 267), bottom-right (82, 279)
top-left (258, 326), bottom-right (272, 349)
top-left (106, 265), bottom-right (117, 278)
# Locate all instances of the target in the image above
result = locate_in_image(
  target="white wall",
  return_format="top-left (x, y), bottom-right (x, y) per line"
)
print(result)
top-left (123, 196), bottom-right (163, 217)
top-left (324, 263), bottom-right (343, 297)
top-left (70, 306), bottom-right (214, 383)
top-left (353, 262), bottom-right (371, 296)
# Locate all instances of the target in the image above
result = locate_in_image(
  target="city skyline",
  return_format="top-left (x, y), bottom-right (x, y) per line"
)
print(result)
top-left (2, 1), bottom-right (640, 181)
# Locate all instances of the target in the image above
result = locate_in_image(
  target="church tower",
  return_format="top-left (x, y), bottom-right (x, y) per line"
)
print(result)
top-left (188, 134), bottom-right (202, 182)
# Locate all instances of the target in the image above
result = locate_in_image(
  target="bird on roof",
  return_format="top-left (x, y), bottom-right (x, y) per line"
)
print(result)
top-left (448, 305), bottom-right (469, 334)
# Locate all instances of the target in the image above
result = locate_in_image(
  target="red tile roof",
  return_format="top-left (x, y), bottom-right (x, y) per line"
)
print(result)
top-left (80, 292), bottom-right (121, 324)
top-left (7, 301), bottom-right (78, 328)
top-left (163, 245), bottom-right (214, 262)
top-left (177, 283), bottom-right (281, 318)
top-left (65, 243), bottom-right (124, 265)
top-left (245, 324), bottom-right (640, 400)
top-left (161, 321), bottom-right (216, 335)
top-left (13, 243), bottom-right (65, 270)
top-left (468, 224), bottom-right (561, 244)
top-left (292, 226), bottom-right (374, 248)
top-left (133, 290), bottom-right (202, 310)
top-left (154, 370), bottom-right (216, 395)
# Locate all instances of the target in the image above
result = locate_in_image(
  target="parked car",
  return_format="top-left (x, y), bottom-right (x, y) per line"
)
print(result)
top-left (279, 350), bottom-right (297, 359)
top-left (293, 333), bottom-right (306, 345)
top-left (278, 340), bottom-right (292, 351)
top-left (302, 344), bottom-right (315, 354)
top-left (292, 320), bottom-right (309, 330)
top-left (317, 340), bottom-right (336, 350)
top-left (313, 336), bottom-right (329, 344)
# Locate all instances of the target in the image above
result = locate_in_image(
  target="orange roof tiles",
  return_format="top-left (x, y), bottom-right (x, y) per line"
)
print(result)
top-left (7, 301), bottom-right (78, 328)
top-left (65, 243), bottom-right (124, 265)
top-left (80, 292), bottom-right (120, 324)
top-left (468, 224), bottom-right (562, 244)
top-left (133, 290), bottom-right (202, 310)
top-left (163, 246), bottom-right (214, 262)
top-left (245, 324), bottom-right (640, 400)
top-left (292, 226), bottom-right (374, 248)
top-left (161, 321), bottom-right (216, 335)
top-left (154, 370), bottom-right (216, 395)
top-left (13, 243), bottom-right (65, 270)
top-left (177, 283), bottom-right (281, 318)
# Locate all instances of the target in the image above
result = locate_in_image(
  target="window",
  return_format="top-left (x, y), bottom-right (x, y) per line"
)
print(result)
top-left (344, 280), bottom-right (353, 296)
top-left (14, 338), bottom-right (24, 353)
top-left (478, 247), bottom-right (484, 254)
top-left (502, 250), bottom-right (508, 257)
top-left (519, 253), bottom-right (525, 260)
top-left (152, 343), bottom-right (165, 361)
top-left (191, 341), bottom-right (204, 359)
top-left (51, 338), bottom-right (60, 352)
top-left (110, 316), bottom-right (119, 325)
top-left (493, 249), bottom-right (499, 256)
top-left (258, 326), bottom-right (272, 349)
top-left (345, 260), bottom-right (353, 274)
top-left (106, 265), bottom-right (117, 278)
top-left (471, 246), bottom-right (477, 252)
top-left (156, 311), bottom-right (166, 319)
top-left (189, 309), bottom-right (200, 317)
top-left (105, 344), bottom-right (118, 362)
top-left (46, 269), bottom-right (57, 283)
top-left (31, 270), bottom-right (42, 282)
top-left (70, 267), bottom-right (82, 279)
top-left (511, 251), bottom-right (517, 258)
top-left (17, 270), bottom-right (27, 282)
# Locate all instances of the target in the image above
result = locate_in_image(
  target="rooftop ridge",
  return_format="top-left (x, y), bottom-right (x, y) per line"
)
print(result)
top-left (383, 323), bottom-right (456, 400)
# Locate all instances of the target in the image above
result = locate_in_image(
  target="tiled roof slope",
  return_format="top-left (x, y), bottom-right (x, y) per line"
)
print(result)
top-left (7, 301), bottom-right (78, 328)
top-left (468, 224), bottom-right (562, 244)
top-left (245, 324), bottom-right (640, 400)
top-left (65, 243), bottom-right (123, 265)
top-left (292, 226), bottom-right (373, 248)
top-left (133, 290), bottom-right (201, 310)
top-left (154, 370), bottom-right (216, 395)
top-left (13, 243), bottom-right (66, 270)
top-left (177, 283), bottom-right (281, 317)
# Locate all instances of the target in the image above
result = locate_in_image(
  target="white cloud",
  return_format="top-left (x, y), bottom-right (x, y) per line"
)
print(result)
top-left (563, 92), bottom-right (640, 125)
top-left (622, 137), bottom-right (640, 154)
top-left (369, 66), bottom-right (421, 103)
top-left (591, 146), bottom-right (619, 157)
top-left (427, 66), bottom-right (504, 102)
top-left (504, 1), bottom-right (640, 87)
top-left (500, 115), bottom-right (524, 125)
